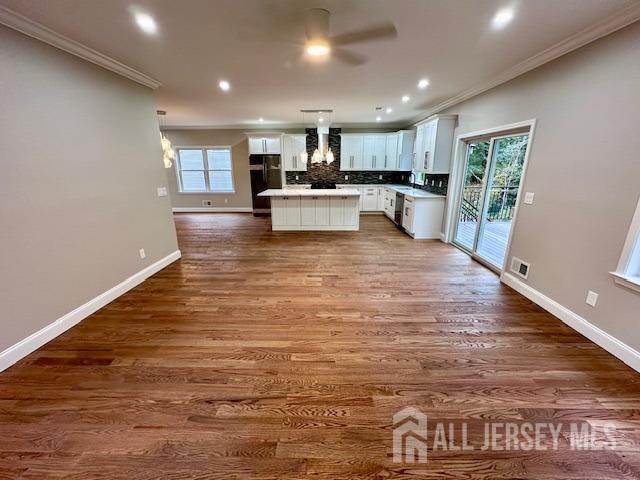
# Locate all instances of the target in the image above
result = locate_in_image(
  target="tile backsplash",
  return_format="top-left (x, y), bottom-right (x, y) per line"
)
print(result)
top-left (284, 127), bottom-right (449, 195)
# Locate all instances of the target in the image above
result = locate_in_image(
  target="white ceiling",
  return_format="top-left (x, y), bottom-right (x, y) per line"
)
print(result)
top-left (1, 0), bottom-right (636, 127)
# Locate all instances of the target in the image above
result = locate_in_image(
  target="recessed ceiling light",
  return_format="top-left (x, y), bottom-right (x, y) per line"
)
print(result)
top-left (218, 80), bottom-right (231, 92)
top-left (401, 95), bottom-right (410, 103)
top-left (492, 8), bottom-right (514, 29)
top-left (385, 108), bottom-right (393, 114)
top-left (258, 118), bottom-right (264, 123)
top-left (376, 116), bottom-right (382, 122)
top-left (134, 12), bottom-right (157, 35)
top-left (418, 79), bottom-right (429, 89)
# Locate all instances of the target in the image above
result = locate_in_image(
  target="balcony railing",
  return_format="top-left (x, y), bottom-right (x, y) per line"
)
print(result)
top-left (460, 185), bottom-right (519, 222)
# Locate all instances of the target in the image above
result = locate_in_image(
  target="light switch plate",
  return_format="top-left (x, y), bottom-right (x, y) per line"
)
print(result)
top-left (157, 187), bottom-right (168, 197)
top-left (139, 248), bottom-right (146, 259)
top-left (586, 290), bottom-right (599, 307)
top-left (524, 192), bottom-right (535, 205)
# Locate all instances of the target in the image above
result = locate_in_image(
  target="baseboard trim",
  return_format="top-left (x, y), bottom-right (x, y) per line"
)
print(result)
top-left (501, 272), bottom-right (640, 373)
top-left (0, 250), bottom-right (181, 373)
top-left (172, 207), bottom-right (252, 213)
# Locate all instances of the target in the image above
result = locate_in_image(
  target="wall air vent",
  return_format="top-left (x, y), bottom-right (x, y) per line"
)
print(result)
top-left (510, 257), bottom-right (531, 280)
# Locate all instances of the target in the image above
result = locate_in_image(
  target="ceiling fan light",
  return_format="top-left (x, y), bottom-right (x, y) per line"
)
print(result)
top-left (306, 42), bottom-right (330, 57)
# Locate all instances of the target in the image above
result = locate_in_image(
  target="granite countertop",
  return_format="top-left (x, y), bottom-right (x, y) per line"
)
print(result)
top-left (258, 188), bottom-right (360, 197)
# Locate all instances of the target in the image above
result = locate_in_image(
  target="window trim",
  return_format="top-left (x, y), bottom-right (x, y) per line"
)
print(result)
top-left (175, 146), bottom-right (235, 194)
top-left (611, 195), bottom-right (640, 294)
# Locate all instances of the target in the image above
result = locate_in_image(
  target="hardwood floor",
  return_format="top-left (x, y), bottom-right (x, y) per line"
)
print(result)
top-left (1, 213), bottom-right (639, 479)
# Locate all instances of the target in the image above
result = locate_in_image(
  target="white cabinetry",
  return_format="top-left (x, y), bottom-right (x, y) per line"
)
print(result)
top-left (301, 196), bottom-right (330, 226)
top-left (282, 134), bottom-right (307, 171)
top-left (271, 196), bottom-right (301, 227)
top-left (361, 186), bottom-right (379, 211)
top-left (329, 196), bottom-right (359, 227)
top-left (248, 135), bottom-right (282, 155)
top-left (340, 131), bottom-right (414, 171)
top-left (384, 133), bottom-right (398, 170)
top-left (383, 187), bottom-right (396, 218)
top-left (340, 135), bottom-right (364, 171)
top-left (363, 136), bottom-right (386, 170)
top-left (397, 130), bottom-right (415, 171)
top-left (401, 194), bottom-right (446, 239)
top-left (413, 115), bottom-right (456, 173)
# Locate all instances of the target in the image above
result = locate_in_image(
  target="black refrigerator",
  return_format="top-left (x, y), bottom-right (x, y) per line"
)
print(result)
top-left (249, 154), bottom-right (282, 216)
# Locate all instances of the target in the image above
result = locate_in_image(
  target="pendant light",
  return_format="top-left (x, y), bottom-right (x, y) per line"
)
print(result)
top-left (157, 110), bottom-right (175, 168)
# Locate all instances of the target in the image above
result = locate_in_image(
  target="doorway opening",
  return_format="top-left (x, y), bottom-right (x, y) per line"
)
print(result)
top-left (452, 130), bottom-right (530, 271)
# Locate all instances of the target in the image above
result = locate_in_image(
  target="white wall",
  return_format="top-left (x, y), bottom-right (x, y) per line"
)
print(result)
top-left (0, 25), bottom-right (179, 352)
top-left (441, 22), bottom-right (640, 351)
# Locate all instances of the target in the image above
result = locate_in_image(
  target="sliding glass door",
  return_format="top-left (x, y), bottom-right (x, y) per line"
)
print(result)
top-left (453, 133), bottom-right (529, 270)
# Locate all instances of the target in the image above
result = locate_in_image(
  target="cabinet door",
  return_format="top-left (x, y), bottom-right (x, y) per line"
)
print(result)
top-left (315, 197), bottom-right (330, 226)
top-left (271, 197), bottom-right (286, 226)
top-left (343, 197), bottom-right (359, 226)
top-left (329, 197), bottom-right (345, 225)
top-left (413, 125), bottom-right (425, 170)
top-left (372, 136), bottom-right (386, 170)
top-left (248, 138), bottom-right (265, 154)
top-left (350, 136), bottom-right (364, 170)
top-left (376, 188), bottom-right (384, 211)
top-left (300, 197), bottom-right (315, 225)
top-left (340, 137), bottom-right (350, 171)
top-left (283, 197), bottom-right (301, 225)
top-left (363, 136), bottom-right (375, 170)
top-left (292, 135), bottom-right (307, 171)
top-left (264, 137), bottom-right (281, 154)
top-left (282, 136), bottom-right (293, 170)
top-left (384, 134), bottom-right (398, 170)
top-left (402, 200), bottom-right (415, 232)
top-left (362, 187), bottom-right (378, 211)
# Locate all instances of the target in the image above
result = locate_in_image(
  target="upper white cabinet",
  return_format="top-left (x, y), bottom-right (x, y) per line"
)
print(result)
top-left (340, 131), bottom-right (414, 171)
top-left (282, 134), bottom-right (307, 171)
top-left (397, 130), bottom-right (416, 171)
top-left (384, 133), bottom-right (398, 170)
top-left (363, 136), bottom-right (387, 170)
top-left (248, 135), bottom-right (282, 155)
top-left (341, 134), bottom-right (364, 171)
top-left (413, 115), bottom-right (456, 173)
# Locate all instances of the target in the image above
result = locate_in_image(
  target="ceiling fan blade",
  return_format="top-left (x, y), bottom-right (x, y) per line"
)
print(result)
top-left (332, 47), bottom-right (368, 66)
top-left (330, 21), bottom-right (397, 46)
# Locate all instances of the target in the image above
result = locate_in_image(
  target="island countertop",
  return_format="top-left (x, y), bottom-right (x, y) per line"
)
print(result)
top-left (258, 188), bottom-right (360, 197)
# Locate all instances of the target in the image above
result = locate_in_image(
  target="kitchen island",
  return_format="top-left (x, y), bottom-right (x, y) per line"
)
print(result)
top-left (258, 188), bottom-right (360, 231)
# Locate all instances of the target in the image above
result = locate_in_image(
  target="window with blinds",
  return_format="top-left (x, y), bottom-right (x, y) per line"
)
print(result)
top-left (176, 147), bottom-right (234, 193)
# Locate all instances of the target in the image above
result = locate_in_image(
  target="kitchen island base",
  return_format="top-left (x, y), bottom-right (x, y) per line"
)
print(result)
top-left (258, 189), bottom-right (361, 231)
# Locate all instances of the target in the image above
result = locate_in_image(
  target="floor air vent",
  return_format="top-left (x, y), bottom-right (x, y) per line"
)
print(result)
top-left (510, 257), bottom-right (530, 279)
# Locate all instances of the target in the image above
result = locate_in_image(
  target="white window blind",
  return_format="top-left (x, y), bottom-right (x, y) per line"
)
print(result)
top-left (176, 147), bottom-right (234, 193)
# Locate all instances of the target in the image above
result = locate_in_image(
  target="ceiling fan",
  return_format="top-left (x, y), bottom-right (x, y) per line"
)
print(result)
top-left (301, 8), bottom-right (398, 66)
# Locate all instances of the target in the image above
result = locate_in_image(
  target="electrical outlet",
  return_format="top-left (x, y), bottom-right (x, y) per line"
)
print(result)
top-left (224, 198), bottom-right (228, 204)
top-left (431, 180), bottom-right (435, 186)
top-left (156, 186), bottom-right (167, 197)
top-left (139, 248), bottom-right (146, 259)
top-left (586, 290), bottom-right (599, 307)
top-left (202, 200), bottom-right (213, 207)
top-left (344, 175), bottom-right (349, 180)
top-left (438, 181), bottom-right (443, 188)
top-left (295, 175), bottom-right (299, 180)
top-left (524, 192), bottom-right (535, 205)
top-left (378, 175), bottom-right (382, 180)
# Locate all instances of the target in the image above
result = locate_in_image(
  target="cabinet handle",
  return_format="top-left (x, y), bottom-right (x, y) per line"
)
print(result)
top-left (312, 196), bottom-right (318, 200)
top-left (405, 207), bottom-right (409, 215)
top-left (283, 196), bottom-right (289, 200)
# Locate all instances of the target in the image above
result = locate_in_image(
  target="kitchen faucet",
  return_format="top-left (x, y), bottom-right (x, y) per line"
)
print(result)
top-left (408, 172), bottom-right (417, 189)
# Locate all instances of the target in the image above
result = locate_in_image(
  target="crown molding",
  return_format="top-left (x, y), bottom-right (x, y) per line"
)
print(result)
top-left (409, 2), bottom-right (640, 125)
top-left (0, 5), bottom-right (161, 89)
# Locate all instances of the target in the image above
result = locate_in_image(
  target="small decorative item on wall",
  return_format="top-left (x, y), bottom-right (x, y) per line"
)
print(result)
top-left (157, 110), bottom-right (175, 169)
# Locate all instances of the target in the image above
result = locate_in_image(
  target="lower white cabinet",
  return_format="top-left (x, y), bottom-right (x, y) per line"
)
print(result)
top-left (301, 196), bottom-right (330, 226)
top-left (270, 194), bottom-right (358, 231)
top-left (401, 195), bottom-right (446, 239)
top-left (271, 196), bottom-right (301, 227)
top-left (362, 187), bottom-right (379, 211)
top-left (383, 188), bottom-right (396, 218)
